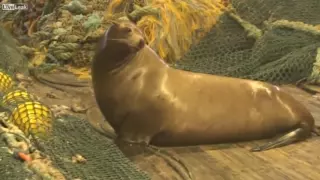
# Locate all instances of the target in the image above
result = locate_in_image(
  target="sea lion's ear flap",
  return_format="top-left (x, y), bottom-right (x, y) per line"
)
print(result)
top-left (126, 14), bottom-right (137, 24)
top-left (111, 21), bottom-right (120, 27)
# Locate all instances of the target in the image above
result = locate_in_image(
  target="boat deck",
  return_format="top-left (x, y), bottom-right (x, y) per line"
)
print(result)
top-left (27, 77), bottom-right (320, 180)
top-left (119, 86), bottom-right (320, 180)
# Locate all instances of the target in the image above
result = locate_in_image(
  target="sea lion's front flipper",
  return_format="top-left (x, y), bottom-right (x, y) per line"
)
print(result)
top-left (250, 126), bottom-right (309, 152)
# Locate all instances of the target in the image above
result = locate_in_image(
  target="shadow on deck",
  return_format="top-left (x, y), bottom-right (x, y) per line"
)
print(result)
top-left (119, 86), bottom-right (320, 180)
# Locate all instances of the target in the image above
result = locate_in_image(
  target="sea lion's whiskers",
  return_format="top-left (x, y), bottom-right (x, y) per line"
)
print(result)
top-left (107, 38), bottom-right (129, 43)
top-left (107, 38), bottom-right (138, 49)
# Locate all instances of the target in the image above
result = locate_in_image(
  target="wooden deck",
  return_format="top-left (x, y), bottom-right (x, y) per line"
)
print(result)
top-left (119, 86), bottom-right (320, 180)
top-left (26, 73), bottom-right (320, 180)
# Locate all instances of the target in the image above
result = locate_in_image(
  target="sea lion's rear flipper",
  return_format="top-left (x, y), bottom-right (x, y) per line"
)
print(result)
top-left (250, 123), bottom-right (311, 152)
top-left (312, 126), bottom-right (320, 136)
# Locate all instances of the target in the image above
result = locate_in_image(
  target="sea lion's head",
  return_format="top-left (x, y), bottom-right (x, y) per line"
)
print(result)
top-left (100, 20), bottom-right (145, 54)
top-left (92, 20), bottom-right (146, 73)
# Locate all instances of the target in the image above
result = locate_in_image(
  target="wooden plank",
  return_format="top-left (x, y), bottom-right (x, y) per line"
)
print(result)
top-left (123, 86), bottom-right (320, 180)
top-left (28, 73), bottom-right (320, 180)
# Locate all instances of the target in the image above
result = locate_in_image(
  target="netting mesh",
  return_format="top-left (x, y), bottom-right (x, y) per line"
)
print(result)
top-left (1, 102), bottom-right (150, 180)
top-left (0, 21), bottom-right (150, 179)
top-left (0, 80), bottom-right (149, 178)
top-left (8, 101), bottom-right (53, 138)
top-left (0, 140), bottom-right (33, 180)
top-left (0, 27), bottom-right (29, 76)
top-left (36, 116), bottom-right (150, 180)
top-left (0, 71), bottom-right (13, 94)
top-left (2, 89), bottom-right (35, 106)
top-left (175, 0), bottom-right (320, 84)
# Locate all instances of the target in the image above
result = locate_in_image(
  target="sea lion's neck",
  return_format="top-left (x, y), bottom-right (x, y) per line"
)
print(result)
top-left (93, 43), bottom-right (134, 73)
top-left (136, 46), bottom-right (169, 67)
top-left (93, 44), bottom-right (168, 79)
top-left (146, 46), bottom-right (168, 64)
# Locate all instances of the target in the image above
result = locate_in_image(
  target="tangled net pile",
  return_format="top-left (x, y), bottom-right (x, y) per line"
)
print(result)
top-left (175, 0), bottom-right (320, 85)
top-left (0, 70), bottom-right (150, 180)
top-left (1, 0), bottom-right (317, 84)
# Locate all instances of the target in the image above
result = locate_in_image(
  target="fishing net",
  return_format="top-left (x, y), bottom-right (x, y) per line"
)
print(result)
top-left (0, 26), bottom-right (149, 180)
top-left (0, 140), bottom-right (34, 180)
top-left (36, 115), bottom-right (150, 180)
top-left (0, 73), bottom-right (150, 180)
top-left (0, 75), bottom-right (150, 180)
top-left (175, 0), bottom-right (320, 85)
top-left (0, 27), bottom-right (29, 76)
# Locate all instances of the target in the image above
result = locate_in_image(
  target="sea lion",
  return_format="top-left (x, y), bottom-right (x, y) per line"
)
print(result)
top-left (91, 20), bottom-right (320, 151)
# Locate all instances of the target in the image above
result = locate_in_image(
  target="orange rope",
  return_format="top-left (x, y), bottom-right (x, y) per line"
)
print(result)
top-left (17, 151), bottom-right (32, 162)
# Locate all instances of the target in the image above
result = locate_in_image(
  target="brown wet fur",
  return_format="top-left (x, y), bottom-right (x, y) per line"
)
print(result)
top-left (91, 20), bottom-right (317, 150)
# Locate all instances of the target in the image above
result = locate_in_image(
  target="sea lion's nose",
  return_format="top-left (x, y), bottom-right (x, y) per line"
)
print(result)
top-left (138, 39), bottom-right (145, 49)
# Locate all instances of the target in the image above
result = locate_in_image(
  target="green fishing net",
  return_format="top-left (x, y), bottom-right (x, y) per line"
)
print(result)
top-left (0, 25), bottom-right (150, 180)
top-left (0, 141), bottom-right (33, 180)
top-left (36, 116), bottom-right (150, 180)
top-left (175, 0), bottom-right (320, 85)
top-left (0, 27), bottom-right (29, 76)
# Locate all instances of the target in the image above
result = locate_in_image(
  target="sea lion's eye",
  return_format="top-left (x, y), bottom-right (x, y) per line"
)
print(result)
top-left (123, 27), bottom-right (132, 33)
